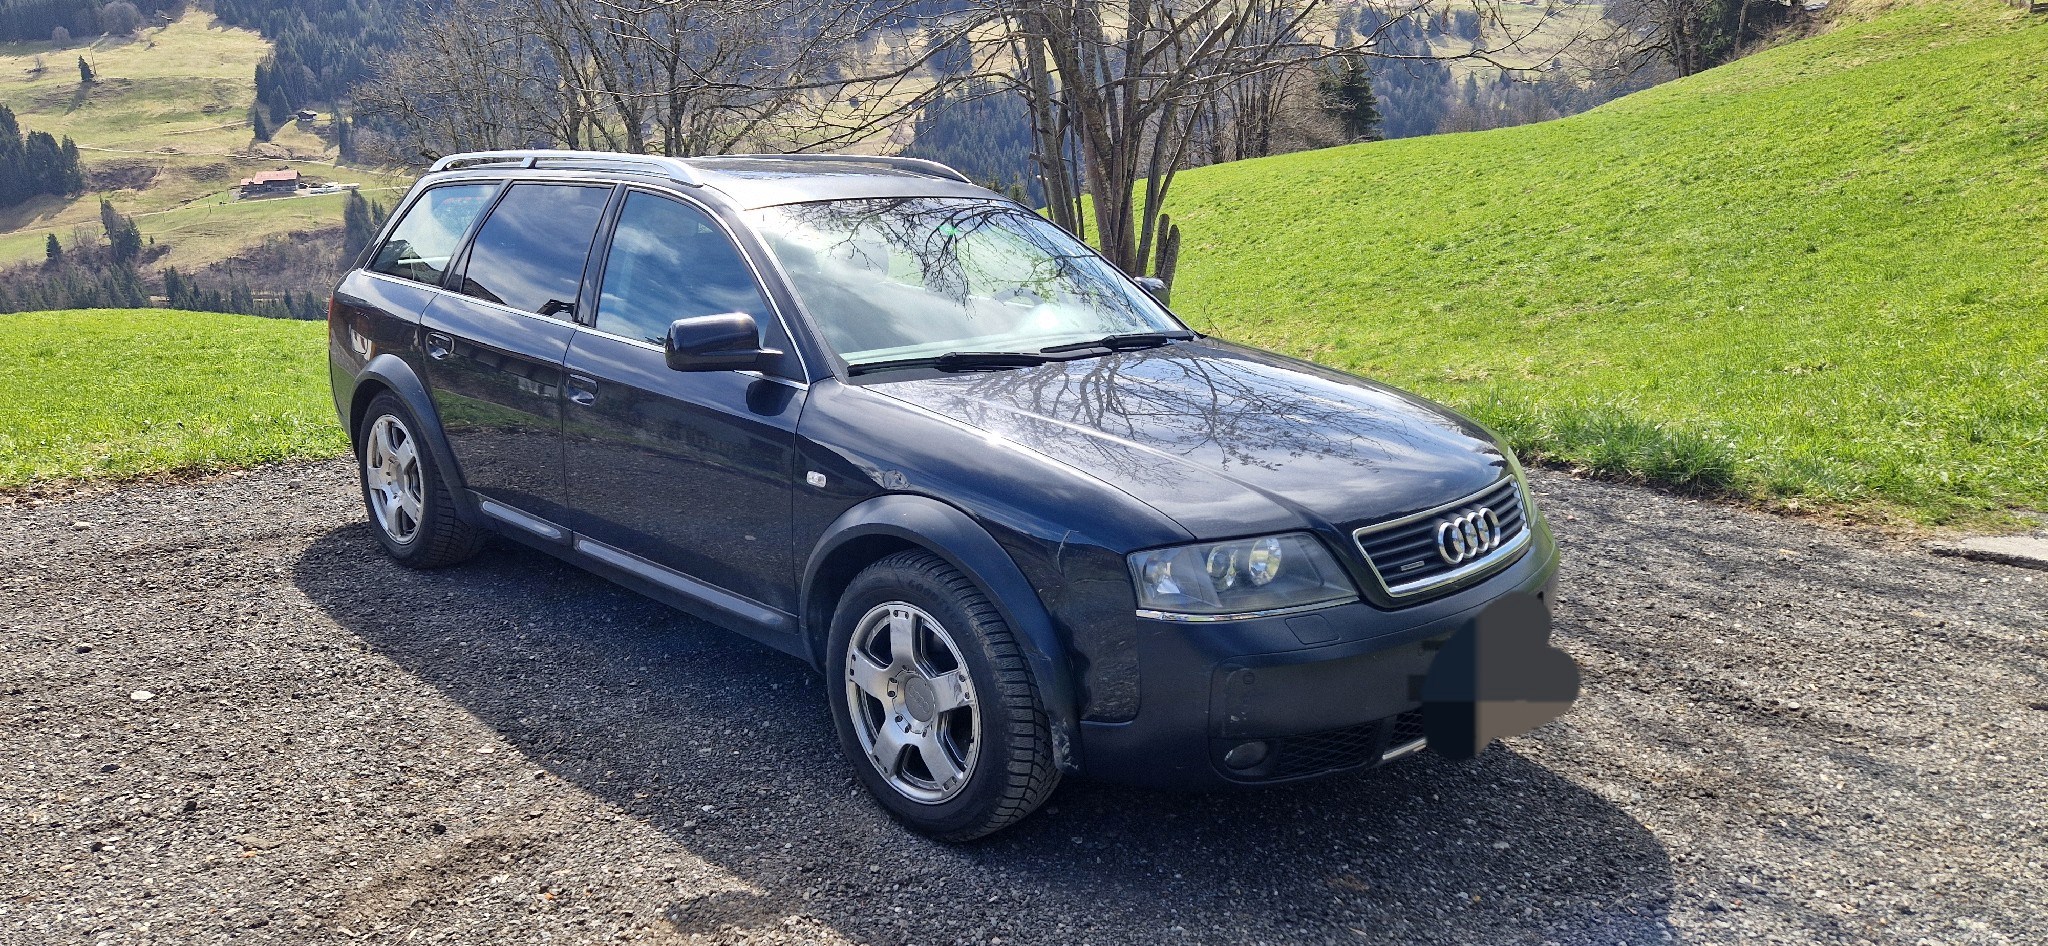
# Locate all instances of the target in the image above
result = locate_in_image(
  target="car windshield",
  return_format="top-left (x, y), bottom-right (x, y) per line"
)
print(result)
top-left (747, 197), bottom-right (1185, 366)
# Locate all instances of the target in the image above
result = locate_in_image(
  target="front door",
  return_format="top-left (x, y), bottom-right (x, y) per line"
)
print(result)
top-left (564, 189), bottom-right (805, 615)
top-left (421, 181), bottom-right (614, 524)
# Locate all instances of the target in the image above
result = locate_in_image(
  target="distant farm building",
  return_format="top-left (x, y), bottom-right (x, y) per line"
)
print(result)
top-left (238, 168), bottom-right (300, 198)
top-left (295, 109), bottom-right (317, 124)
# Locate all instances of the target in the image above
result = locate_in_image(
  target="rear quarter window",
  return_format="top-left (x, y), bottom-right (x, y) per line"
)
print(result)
top-left (369, 184), bottom-right (496, 285)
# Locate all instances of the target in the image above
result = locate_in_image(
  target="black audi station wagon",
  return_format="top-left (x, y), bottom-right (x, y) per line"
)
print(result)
top-left (328, 150), bottom-right (1575, 840)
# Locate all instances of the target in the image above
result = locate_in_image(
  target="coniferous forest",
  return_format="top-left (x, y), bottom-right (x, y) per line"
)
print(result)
top-left (216, 0), bottom-right (414, 124)
top-left (0, 105), bottom-right (85, 208)
top-left (0, 0), bottom-right (182, 42)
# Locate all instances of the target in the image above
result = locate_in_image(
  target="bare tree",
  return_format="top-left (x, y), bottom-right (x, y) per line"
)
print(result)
top-left (1598, 0), bottom-right (1797, 78)
top-left (989, 0), bottom-right (1584, 281)
top-left (359, 0), bottom-right (1619, 287)
top-left (354, 0), bottom-right (572, 160)
top-left (361, 0), bottom-right (984, 161)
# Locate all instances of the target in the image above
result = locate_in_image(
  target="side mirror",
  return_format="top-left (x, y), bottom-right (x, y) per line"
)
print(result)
top-left (1134, 276), bottom-right (1171, 306)
top-left (665, 313), bottom-right (781, 372)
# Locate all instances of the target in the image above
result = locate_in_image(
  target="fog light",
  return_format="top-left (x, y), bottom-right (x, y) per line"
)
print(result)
top-left (1223, 740), bottom-right (1270, 770)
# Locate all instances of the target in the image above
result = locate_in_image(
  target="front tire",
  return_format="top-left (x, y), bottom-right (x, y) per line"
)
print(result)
top-left (354, 393), bottom-right (484, 569)
top-left (827, 550), bottom-right (1060, 841)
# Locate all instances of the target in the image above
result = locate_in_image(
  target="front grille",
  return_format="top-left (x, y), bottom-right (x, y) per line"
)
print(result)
top-left (1353, 477), bottom-right (1528, 599)
top-left (1269, 721), bottom-right (1382, 779)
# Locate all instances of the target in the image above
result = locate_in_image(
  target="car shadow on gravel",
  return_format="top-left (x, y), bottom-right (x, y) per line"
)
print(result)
top-left (294, 526), bottom-right (1676, 944)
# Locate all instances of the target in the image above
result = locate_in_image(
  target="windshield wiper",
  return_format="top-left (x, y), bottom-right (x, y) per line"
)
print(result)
top-left (846, 351), bottom-right (1054, 376)
top-left (846, 332), bottom-right (1196, 376)
top-left (1038, 331), bottom-right (1195, 354)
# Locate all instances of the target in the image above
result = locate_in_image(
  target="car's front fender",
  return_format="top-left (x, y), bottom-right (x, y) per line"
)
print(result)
top-left (801, 493), bottom-right (1082, 774)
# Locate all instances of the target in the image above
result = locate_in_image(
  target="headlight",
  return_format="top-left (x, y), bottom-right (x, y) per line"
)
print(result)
top-left (1129, 533), bottom-right (1357, 618)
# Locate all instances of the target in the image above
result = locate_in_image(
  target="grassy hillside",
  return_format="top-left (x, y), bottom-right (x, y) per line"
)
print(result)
top-left (0, 12), bottom-right (411, 271)
top-left (0, 310), bottom-right (344, 487)
top-left (1169, 0), bottom-right (2048, 525)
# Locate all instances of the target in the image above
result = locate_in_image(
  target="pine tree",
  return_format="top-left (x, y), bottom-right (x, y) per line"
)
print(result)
top-left (1319, 54), bottom-right (1383, 143)
top-left (58, 137), bottom-right (83, 194)
top-left (44, 234), bottom-right (62, 266)
top-left (0, 105), bottom-right (22, 207)
top-left (249, 105), bottom-right (271, 142)
top-left (334, 114), bottom-right (354, 162)
top-left (163, 266), bottom-right (185, 306)
top-left (24, 131), bottom-right (65, 196)
top-left (77, 56), bottom-right (93, 84)
top-left (343, 189), bottom-right (378, 260)
top-left (100, 199), bottom-right (143, 265)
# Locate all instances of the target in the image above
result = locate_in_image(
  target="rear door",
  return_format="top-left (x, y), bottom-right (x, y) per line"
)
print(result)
top-left (421, 181), bottom-right (615, 526)
top-left (334, 181), bottom-right (498, 394)
top-left (563, 188), bottom-right (807, 617)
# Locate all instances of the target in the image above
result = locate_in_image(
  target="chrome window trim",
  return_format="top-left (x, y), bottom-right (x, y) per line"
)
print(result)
top-left (360, 269), bottom-right (439, 293)
top-left (439, 287), bottom-right (584, 328)
top-left (1352, 477), bottom-right (1530, 599)
top-left (363, 270), bottom-right (583, 338)
top-left (1135, 598), bottom-right (1351, 624)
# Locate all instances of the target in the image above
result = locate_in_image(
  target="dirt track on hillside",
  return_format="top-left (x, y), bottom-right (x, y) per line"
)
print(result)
top-left (3, 460), bottom-right (2043, 945)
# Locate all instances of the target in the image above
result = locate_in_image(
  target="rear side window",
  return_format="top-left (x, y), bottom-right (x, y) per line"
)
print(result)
top-left (458, 183), bottom-right (612, 317)
top-left (595, 191), bottom-right (772, 345)
top-left (368, 184), bottom-right (495, 285)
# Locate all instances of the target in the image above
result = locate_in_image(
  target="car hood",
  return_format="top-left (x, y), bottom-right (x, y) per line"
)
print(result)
top-left (863, 338), bottom-right (1513, 538)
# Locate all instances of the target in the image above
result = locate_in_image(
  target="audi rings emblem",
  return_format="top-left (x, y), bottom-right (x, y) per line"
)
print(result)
top-left (1434, 508), bottom-right (1502, 565)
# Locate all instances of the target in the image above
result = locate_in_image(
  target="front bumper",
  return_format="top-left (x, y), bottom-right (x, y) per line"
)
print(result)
top-left (1075, 525), bottom-right (1560, 789)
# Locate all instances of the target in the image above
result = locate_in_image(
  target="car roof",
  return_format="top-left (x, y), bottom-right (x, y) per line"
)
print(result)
top-left (421, 150), bottom-right (1001, 210)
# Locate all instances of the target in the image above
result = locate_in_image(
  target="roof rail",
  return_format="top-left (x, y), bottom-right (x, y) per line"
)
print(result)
top-left (715, 153), bottom-right (974, 185)
top-left (427, 150), bottom-right (702, 187)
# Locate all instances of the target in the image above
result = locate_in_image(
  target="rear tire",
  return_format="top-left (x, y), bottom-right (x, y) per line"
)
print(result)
top-left (827, 550), bottom-right (1060, 841)
top-left (354, 393), bottom-right (485, 569)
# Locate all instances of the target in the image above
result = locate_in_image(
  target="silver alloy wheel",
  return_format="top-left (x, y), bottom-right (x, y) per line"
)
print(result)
top-left (362, 414), bottom-right (425, 545)
top-left (845, 601), bottom-right (981, 804)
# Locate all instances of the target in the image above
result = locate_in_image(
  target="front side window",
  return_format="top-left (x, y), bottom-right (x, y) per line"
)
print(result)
top-left (369, 183), bottom-right (495, 285)
top-left (595, 192), bottom-right (773, 346)
top-left (458, 183), bottom-right (612, 317)
top-left (748, 197), bottom-right (1182, 366)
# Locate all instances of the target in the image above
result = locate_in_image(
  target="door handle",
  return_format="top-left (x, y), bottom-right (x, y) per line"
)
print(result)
top-left (424, 331), bottom-right (453, 360)
top-left (566, 374), bottom-right (598, 406)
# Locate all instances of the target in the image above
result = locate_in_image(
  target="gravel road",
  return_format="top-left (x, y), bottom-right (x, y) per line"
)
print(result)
top-left (3, 460), bottom-right (2044, 945)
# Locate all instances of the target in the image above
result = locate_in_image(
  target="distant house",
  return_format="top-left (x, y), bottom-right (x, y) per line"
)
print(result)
top-left (295, 109), bottom-right (317, 124)
top-left (238, 168), bottom-right (300, 198)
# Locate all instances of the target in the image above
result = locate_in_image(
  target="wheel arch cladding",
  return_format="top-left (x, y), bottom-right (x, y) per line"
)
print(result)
top-left (351, 354), bottom-right (479, 523)
top-left (802, 494), bottom-right (1082, 774)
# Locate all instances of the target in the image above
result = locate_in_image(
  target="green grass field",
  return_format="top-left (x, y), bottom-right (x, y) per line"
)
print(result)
top-left (0, 310), bottom-right (344, 487)
top-left (1167, 0), bottom-right (2048, 525)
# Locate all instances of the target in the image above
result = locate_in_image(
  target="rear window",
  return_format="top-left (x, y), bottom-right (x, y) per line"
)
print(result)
top-left (368, 184), bottom-right (495, 285)
top-left (457, 183), bottom-right (612, 318)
